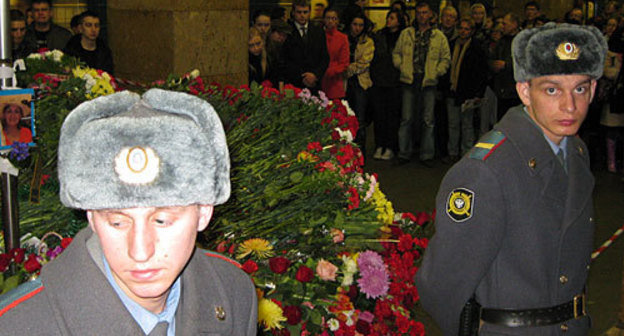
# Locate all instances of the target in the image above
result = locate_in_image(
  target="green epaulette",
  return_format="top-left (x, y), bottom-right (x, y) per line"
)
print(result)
top-left (0, 278), bottom-right (44, 317)
top-left (469, 130), bottom-right (507, 161)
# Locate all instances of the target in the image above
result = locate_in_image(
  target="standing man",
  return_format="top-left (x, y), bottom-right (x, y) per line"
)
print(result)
top-left (281, 0), bottom-right (329, 92)
top-left (491, 12), bottom-right (521, 120)
top-left (64, 11), bottom-right (114, 74)
top-left (392, 1), bottom-right (450, 166)
top-left (522, 1), bottom-right (542, 29)
top-left (416, 23), bottom-right (606, 335)
top-left (439, 5), bottom-right (458, 42)
top-left (9, 10), bottom-right (37, 60)
top-left (24, 0), bottom-right (71, 51)
top-left (0, 89), bottom-right (258, 335)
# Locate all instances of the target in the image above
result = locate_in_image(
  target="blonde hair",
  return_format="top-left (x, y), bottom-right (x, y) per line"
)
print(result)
top-left (248, 27), bottom-right (268, 78)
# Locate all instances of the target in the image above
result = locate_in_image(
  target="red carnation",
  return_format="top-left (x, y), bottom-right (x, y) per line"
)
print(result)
top-left (398, 234), bottom-right (414, 252)
top-left (355, 320), bottom-right (371, 334)
top-left (347, 187), bottom-right (360, 210)
top-left (23, 254), bottom-right (41, 273)
top-left (0, 253), bottom-right (11, 272)
top-left (10, 248), bottom-right (25, 264)
top-left (269, 256), bottom-right (291, 274)
top-left (307, 142), bottom-right (323, 153)
top-left (295, 265), bottom-right (314, 283)
top-left (283, 305), bottom-right (303, 325)
top-left (61, 237), bottom-right (73, 249)
top-left (241, 260), bottom-right (258, 274)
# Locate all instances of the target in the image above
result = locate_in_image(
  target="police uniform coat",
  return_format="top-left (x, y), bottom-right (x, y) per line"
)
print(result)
top-left (416, 105), bottom-right (594, 335)
top-left (0, 228), bottom-right (258, 335)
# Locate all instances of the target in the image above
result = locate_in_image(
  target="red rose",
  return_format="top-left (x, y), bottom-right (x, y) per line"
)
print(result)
top-left (23, 254), bottom-right (41, 273)
top-left (295, 265), bottom-right (314, 283)
top-left (10, 248), bottom-right (25, 264)
top-left (269, 256), bottom-right (290, 274)
top-left (283, 305), bottom-right (302, 325)
top-left (61, 237), bottom-right (73, 249)
top-left (355, 320), bottom-right (371, 334)
top-left (0, 253), bottom-right (11, 272)
top-left (241, 260), bottom-right (258, 274)
top-left (216, 241), bottom-right (228, 253)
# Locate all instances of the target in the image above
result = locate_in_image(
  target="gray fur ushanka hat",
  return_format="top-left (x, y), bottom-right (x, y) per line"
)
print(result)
top-left (58, 88), bottom-right (230, 210)
top-left (512, 22), bottom-right (607, 82)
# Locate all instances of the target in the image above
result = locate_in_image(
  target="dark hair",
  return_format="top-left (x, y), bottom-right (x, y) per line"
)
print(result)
top-left (524, 1), bottom-right (540, 11)
top-left (505, 12), bottom-right (520, 26)
top-left (348, 13), bottom-right (368, 36)
top-left (391, 0), bottom-right (407, 13)
top-left (252, 10), bottom-right (271, 23)
top-left (415, 1), bottom-right (430, 10)
top-left (270, 7), bottom-right (286, 20)
top-left (292, 0), bottom-right (311, 10)
top-left (323, 6), bottom-right (340, 18)
top-left (10, 9), bottom-right (25, 22)
top-left (70, 13), bottom-right (82, 28)
top-left (31, 0), bottom-right (53, 6)
top-left (2, 104), bottom-right (24, 130)
top-left (387, 9), bottom-right (406, 30)
top-left (80, 10), bottom-right (100, 22)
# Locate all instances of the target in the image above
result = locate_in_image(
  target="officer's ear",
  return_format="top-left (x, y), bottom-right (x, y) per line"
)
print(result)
top-left (197, 205), bottom-right (214, 232)
top-left (516, 81), bottom-right (531, 107)
top-left (87, 210), bottom-right (95, 231)
top-left (589, 79), bottom-right (598, 103)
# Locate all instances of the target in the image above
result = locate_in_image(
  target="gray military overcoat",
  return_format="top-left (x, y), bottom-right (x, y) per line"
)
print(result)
top-left (416, 106), bottom-right (594, 335)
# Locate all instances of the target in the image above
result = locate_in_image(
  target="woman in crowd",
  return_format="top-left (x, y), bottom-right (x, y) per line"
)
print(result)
top-left (345, 13), bottom-right (374, 156)
top-left (321, 7), bottom-right (350, 100)
top-left (248, 27), bottom-right (269, 85)
top-left (2, 103), bottom-right (32, 146)
top-left (370, 9), bottom-right (405, 160)
top-left (600, 16), bottom-right (624, 173)
top-left (252, 10), bottom-right (272, 40)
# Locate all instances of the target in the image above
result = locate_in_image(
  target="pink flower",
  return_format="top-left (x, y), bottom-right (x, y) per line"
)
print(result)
top-left (357, 250), bottom-right (385, 274)
top-left (331, 228), bottom-right (344, 243)
top-left (357, 266), bottom-right (390, 299)
top-left (316, 259), bottom-right (338, 281)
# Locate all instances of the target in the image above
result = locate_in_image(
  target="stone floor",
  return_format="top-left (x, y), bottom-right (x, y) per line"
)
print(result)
top-left (363, 143), bottom-right (624, 336)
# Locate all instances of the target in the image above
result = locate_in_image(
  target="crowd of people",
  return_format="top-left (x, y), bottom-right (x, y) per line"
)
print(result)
top-left (10, 0), bottom-right (113, 74)
top-left (248, 0), bottom-right (624, 173)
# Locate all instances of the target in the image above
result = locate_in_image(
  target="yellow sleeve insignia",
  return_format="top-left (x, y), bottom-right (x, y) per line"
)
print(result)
top-left (446, 188), bottom-right (474, 222)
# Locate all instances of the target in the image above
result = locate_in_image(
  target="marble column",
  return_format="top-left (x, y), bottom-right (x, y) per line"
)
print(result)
top-left (108, 0), bottom-right (248, 85)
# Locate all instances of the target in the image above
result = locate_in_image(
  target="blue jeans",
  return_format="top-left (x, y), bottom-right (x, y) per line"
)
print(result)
top-left (446, 97), bottom-right (475, 157)
top-left (398, 79), bottom-right (436, 160)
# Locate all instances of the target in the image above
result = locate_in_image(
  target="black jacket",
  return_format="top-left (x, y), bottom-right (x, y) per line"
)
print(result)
top-left (370, 28), bottom-right (401, 88)
top-left (63, 35), bottom-right (114, 74)
top-left (445, 37), bottom-right (488, 104)
top-left (280, 21), bottom-right (329, 90)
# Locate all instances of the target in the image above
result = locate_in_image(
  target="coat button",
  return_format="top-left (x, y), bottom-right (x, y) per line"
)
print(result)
top-left (561, 324), bottom-right (569, 332)
top-left (560, 275), bottom-right (568, 284)
top-left (528, 158), bottom-right (537, 169)
top-left (589, 217), bottom-right (594, 223)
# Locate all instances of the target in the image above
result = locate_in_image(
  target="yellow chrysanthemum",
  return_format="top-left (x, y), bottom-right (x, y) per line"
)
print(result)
top-left (237, 238), bottom-right (274, 259)
top-left (258, 298), bottom-right (286, 330)
top-left (371, 184), bottom-right (395, 225)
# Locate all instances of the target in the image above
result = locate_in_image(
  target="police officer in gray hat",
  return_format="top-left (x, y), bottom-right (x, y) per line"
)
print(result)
top-left (0, 89), bottom-right (257, 335)
top-left (416, 22), bottom-right (607, 335)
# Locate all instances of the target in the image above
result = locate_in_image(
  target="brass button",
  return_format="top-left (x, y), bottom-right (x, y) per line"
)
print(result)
top-left (528, 158), bottom-right (537, 169)
top-left (589, 217), bottom-right (594, 223)
top-left (561, 324), bottom-right (568, 332)
top-left (578, 146), bottom-right (584, 155)
top-left (559, 275), bottom-right (568, 284)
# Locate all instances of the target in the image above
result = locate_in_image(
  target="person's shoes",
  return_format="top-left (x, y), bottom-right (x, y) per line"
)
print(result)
top-left (441, 155), bottom-right (459, 164)
top-left (420, 159), bottom-right (435, 168)
top-left (373, 147), bottom-right (383, 160)
top-left (394, 157), bottom-right (410, 166)
top-left (380, 149), bottom-right (394, 161)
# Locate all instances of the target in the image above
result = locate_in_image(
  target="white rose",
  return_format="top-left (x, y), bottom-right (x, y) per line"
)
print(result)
top-left (51, 50), bottom-right (64, 62)
top-left (27, 53), bottom-right (42, 60)
top-left (327, 318), bottom-right (340, 331)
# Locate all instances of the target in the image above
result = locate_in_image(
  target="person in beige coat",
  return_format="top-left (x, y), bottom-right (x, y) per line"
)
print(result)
top-left (346, 13), bottom-right (374, 155)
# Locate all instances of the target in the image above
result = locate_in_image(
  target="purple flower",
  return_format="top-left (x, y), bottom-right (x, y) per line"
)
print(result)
top-left (357, 250), bottom-right (385, 274)
top-left (9, 142), bottom-right (30, 161)
top-left (357, 266), bottom-right (389, 299)
top-left (359, 310), bottom-right (375, 323)
top-left (318, 91), bottom-right (329, 108)
top-left (46, 246), bottom-right (63, 260)
top-left (298, 88), bottom-right (312, 100)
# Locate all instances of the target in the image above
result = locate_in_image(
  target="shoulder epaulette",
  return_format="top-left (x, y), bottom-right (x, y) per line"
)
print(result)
top-left (0, 278), bottom-right (44, 317)
top-left (203, 250), bottom-right (242, 269)
top-left (469, 131), bottom-right (507, 161)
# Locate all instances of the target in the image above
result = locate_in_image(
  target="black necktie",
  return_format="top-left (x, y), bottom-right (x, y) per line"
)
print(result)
top-left (148, 321), bottom-right (169, 336)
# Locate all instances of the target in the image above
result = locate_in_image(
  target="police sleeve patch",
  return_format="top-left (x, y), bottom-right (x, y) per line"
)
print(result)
top-left (446, 188), bottom-right (474, 222)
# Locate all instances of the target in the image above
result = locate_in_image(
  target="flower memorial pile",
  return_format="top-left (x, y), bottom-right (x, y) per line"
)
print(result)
top-left (6, 51), bottom-right (435, 335)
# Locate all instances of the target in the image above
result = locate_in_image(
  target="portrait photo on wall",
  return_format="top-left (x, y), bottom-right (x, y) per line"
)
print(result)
top-left (0, 88), bottom-right (36, 150)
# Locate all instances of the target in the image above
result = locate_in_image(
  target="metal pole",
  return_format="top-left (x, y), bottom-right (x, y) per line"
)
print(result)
top-left (0, 0), bottom-right (13, 89)
top-left (1, 173), bottom-right (19, 253)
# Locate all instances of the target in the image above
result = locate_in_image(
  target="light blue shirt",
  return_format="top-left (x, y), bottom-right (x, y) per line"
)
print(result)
top-left (102, 257), bottom-right (180, 336)
top-left (523, 107), bottom-right (568, 159)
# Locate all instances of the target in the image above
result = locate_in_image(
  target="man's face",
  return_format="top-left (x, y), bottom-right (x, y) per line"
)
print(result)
top-left (254, 15), bottom-right (271, 36)
top-left (502, 14), bottom-right (517, 35)
top-left (416, 5), bottom-right (432, 28)
top-left (270, 30), bottom-right (287, 44)
top-left (33, 3), bottom-right (52, 25)
top-left (516, 74), bottom-right (596, 144)
top-left (81, 16), bottom-right (100, 42)
top-left (293, 5), bottom-right (310, 26)
top-left (441, 9), bottom-right (457, 29)
top-left (471, 7), bottom-right (485, 24)
top-left (569, 9), bottom-right (583, 23)
top-left (457, 21), bottom-right (473, 40)
top-left (525, 5), bottom-right (539, 21)
top-left (10, 21), bottom-right (26, 45)
top-left (88, 205), bottom-right (213, 312)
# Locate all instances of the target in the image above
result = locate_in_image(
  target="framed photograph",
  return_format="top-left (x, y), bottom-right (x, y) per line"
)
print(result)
top-left (0, 88), bottom-right (36, 150)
